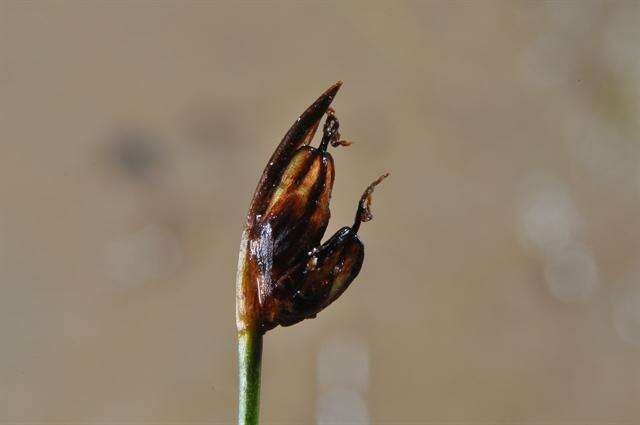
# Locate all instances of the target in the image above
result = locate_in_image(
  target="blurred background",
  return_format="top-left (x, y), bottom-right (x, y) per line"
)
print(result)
top-left (2, 1), bottom-right (640, 423)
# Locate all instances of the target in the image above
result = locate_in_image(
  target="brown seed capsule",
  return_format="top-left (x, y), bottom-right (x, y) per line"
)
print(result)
top-left (237, 83), bottom-right (341, 332)
top-left (236, 82), bottom-right (388, 334)
top-left (262, 174), bottom-right (388, 330)
top-left (246, 84), bottom-right (342, 228)
top-left (258, 112), bottom-right (344, 280)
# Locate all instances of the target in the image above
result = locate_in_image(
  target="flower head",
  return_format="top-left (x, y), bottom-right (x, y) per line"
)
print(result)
top-left (236, 82), bottom-right (387, 333)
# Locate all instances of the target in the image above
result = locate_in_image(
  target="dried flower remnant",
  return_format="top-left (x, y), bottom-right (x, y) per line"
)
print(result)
top-left (236, 82), bottom-right (388, 334)
top-left (263, 174), bottom-right (388, 329)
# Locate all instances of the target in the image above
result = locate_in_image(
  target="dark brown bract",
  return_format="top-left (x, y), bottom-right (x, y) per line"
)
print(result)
top-left (235, 82), bottom-right (387, 333)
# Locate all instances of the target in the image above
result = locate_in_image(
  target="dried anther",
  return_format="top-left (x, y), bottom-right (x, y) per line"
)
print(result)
top-left (236, 82), bottom-right (388, 333)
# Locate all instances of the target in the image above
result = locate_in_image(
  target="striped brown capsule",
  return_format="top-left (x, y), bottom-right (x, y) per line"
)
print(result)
top-left (236, 82), bottom-right (387, 333)
top-left (258, 111), bottom-right (347, 279)
top-left (262, 174), bottom-right (388, 329)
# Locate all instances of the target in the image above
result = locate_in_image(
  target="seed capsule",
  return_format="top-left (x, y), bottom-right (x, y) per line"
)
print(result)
top-left (258, 112), bottom-right (346, 279)
top-left (262, 174), bottom-right (388, 329)
top-left (236, 82), bottom-right (388, 334)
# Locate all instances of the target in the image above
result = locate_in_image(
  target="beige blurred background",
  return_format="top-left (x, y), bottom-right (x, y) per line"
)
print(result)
top-left (2, 1), bottom-right (640, 424)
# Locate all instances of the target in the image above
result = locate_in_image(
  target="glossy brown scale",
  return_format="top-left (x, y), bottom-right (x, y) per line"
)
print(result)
top-left (265, 228), bottom-right (364, 328)
top-left (261, 174), bottom-right (387, 330)
top-left (254, 110), bottom-right (348, 280)
top-left (259, 146), bottom-right (333, 279)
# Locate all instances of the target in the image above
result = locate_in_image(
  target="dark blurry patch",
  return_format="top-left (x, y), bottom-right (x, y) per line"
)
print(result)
top-left (182, 99), bottom-right (243, 152)
top-left (109, 130), bottom-right (163, 179)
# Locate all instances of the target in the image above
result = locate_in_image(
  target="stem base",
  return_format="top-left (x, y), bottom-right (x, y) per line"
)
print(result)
top-left (238, 329), bottom-right (263, 425)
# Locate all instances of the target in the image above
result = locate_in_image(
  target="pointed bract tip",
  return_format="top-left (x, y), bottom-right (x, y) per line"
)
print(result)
top-left (322, 81), bottom-right (343, 100)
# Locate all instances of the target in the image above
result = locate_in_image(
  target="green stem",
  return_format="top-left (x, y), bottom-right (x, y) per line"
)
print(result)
top-left (238, 329), bottom-right (263, 425)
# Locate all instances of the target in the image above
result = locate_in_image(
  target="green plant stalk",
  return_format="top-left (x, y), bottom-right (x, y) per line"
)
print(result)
top-left (238, 329), bottom-right (263, 425)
